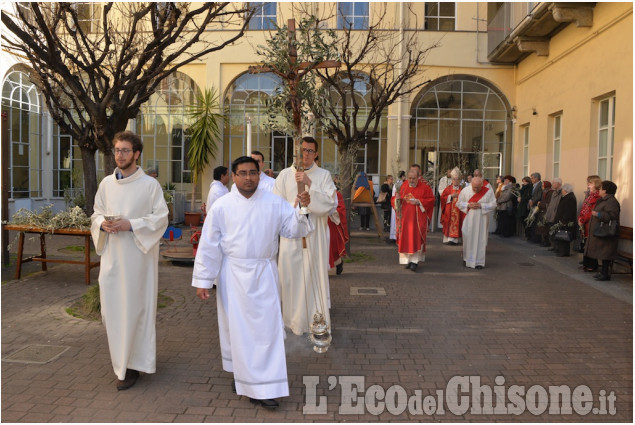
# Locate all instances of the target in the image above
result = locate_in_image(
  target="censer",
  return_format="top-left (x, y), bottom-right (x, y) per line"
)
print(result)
top-left (309, 312), bottom-right (332, 353)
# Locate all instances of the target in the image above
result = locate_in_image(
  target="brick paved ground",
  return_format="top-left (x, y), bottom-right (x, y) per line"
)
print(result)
top-left (1, 228), bottom-right (632, 422)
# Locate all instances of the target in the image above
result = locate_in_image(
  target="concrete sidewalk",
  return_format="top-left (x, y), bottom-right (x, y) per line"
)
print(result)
top-left (1, 230), bottom-right (632, 422)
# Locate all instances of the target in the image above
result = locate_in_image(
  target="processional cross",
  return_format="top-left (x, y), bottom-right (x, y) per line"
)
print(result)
top-left (249, 19), bottom-right (340, 230)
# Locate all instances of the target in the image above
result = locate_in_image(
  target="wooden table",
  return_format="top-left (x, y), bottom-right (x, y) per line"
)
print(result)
top-left (3, 224), bottom-right (99, 285)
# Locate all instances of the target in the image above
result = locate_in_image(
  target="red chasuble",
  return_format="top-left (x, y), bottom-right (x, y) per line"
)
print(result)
top-left (328, 191), bottom-right (349, 268)
top-left (392, 180), bottom-right (435, 254)
top-left (440, 185), bottom-right (466, 238)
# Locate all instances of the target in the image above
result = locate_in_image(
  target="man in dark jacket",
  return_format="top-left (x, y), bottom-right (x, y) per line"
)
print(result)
top-left (526, 172), bottom-right (543, 243)
top-left (552, 183), bottom-right (577, 257)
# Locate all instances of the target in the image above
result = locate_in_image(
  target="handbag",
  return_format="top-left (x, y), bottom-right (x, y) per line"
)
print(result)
top-left (573, 226), bottom-right (585, 253)
top-left (554, 229), bottom-right (573, 242)
top-left (376, 191), bottom-right (388, 204)
top-left (593, 219), bottom-right (619, 238)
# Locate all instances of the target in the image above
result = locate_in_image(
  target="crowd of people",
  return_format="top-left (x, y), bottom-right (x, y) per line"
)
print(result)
top-left (503, 172), bottom-right (621, 282)
top-left (382, 167), bottom-right (622, 281)
top-left (90, 130), bottom-right (624, 410)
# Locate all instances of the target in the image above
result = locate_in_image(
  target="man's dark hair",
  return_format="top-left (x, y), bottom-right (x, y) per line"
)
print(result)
top-left (231, 156), bottom-right (259, 174)
top-left (213, 166), bottom-right (228, 181)
top-left (302, 136), bottom-right (318, 151)
top-left (601, 180), bottom-right (617, 195)
top-left (113, 131), bottom-right (143, 153)
top-left (251, 150), bottom-right (265, 162)
top-left (398, 170), bottom-right (406, 179)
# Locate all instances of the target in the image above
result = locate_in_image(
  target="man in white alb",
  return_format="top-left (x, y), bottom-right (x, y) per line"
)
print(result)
top-left (251, 150), bottom-right (275, 192)
top-left (437, 168), bottom-right (451, 228)
top-left (192, 156), bottom-right (313, 409)
top-left (91, 131), bottom-right (169, 391)
top-left (274, 136), bottom-right (336, 335)
top-left (457, 176), bottom-right (497, 269)
top-left (206, 166), bottom-right (230, 210)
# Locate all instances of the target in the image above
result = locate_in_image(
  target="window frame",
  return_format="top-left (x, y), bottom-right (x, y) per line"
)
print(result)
top-left (337, 2), bottom-right (369, 30)
top-left (597, 96), bottom-right (615, 180)
top-left (248, 2), bottom-right (277, 30)
top-left (552, 114), bottom-right (561, 178)
top-left (424, 2), bottom-right (456, 31)
top-left (2, 69), bottom-right (43, 199)
top-left (522, 125), bottom-right (530, 178)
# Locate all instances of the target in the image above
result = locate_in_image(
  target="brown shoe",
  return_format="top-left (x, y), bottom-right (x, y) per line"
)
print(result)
top-left (116, 369), bottom-right (139, 391)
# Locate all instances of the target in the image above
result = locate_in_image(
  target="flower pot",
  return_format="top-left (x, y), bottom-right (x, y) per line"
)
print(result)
top-left (184, 212), bottom-right (201, 226)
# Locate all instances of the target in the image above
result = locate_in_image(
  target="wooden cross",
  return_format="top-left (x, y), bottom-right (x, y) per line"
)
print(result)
top-left (249, 18), bottom-right (340, 192)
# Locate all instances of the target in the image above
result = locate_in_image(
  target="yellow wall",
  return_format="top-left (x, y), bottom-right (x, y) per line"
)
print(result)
top-left (179, 2), bottom-right (632, 229)
top-left (513, 2), bottom-right (633, 226)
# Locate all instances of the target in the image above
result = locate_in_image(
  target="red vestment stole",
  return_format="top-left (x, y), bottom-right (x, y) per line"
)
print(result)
top-left (328, 191), bottom-right (349, 268)
top-left (467, 186), bottom-right (490, 212)
top-left (440, 185), bottom-right (465, 238)
top-left (395, 181), bottom-right (435, 254)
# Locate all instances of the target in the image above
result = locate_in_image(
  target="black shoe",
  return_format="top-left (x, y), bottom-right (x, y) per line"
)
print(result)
top-left (405, 263), bottom-right (412, 269)
top-left (250, 398), bottom-right (279, 409)
top-left (117, 369), bottom-right (139, 391)
top-left (336, 263), bottom-right (343, 275)
top-left (448, 241), bottom-right (458, 246)
top-left (594, 275), bottom-right (610, 281)
top-left (231, 380), bottom-right (236, 394)
top-left (475, 265), bottom-right (484, 270)
top-left (410, 263), bottom-right (418, 272)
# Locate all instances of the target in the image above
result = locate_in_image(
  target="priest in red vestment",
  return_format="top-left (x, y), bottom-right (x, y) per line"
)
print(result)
top-left (391, 170), bottom-right (435, 271)
top-left (440, 167), bottom-right (466, 245)
top-left (328, 190), bottom-right (349, 275)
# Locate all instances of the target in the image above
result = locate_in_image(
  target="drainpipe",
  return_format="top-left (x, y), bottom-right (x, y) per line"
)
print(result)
top-left (396, 1), bottom-right (404, 172)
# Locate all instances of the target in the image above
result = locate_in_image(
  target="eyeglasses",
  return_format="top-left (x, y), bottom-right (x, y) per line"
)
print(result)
top-left (235, 170), bottom-right (259, 177)
top-left (114, 149), bottom-right (133, 155)
top-left (302, 148), bottom-right (316, 154)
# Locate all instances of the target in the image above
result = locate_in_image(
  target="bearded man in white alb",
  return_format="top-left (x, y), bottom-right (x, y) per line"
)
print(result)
top-left (91, 131), bottom-right (169, 391)
top-left (274, 137), bottom-right (336, 335)
top-left (192, 156), bottom-right (314, 409)
top-left (457, 176), bottom-right (497, 269)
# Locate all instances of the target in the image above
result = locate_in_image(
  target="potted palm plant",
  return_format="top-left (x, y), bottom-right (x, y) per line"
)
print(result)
top-left (184, 87), bottom-right (223, 226)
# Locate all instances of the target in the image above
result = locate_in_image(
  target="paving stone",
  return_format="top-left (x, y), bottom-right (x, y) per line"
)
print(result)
top-left (1, 231), bottom-right (632, 422)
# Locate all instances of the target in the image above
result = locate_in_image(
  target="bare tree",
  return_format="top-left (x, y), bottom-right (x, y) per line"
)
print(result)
top-left (2, 2), bottom-right (254, 214)
top-left (256, 5), bottom-right (437, 249)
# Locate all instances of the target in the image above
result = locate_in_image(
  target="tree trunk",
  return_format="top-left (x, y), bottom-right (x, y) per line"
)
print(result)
top-left (80, 145), bottom-right (99, 216)
top-left (338, 143), bottom-right (358, 256)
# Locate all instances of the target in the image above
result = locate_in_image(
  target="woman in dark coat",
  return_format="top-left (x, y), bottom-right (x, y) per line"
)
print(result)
top-left (496, 175), bottom-right (516, 237)
top-left (535, 181), bottom-right (554, 245)
top-left (585, 180), bottom-right (621, 281)
top-left (516, 176), bottom-right (532, 238)
top-left (552, 183), bottom-right (577, 257)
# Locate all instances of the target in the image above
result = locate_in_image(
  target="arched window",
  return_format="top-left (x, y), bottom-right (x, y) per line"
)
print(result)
top-left (224, 72), bottom-right (290, 171)
top-left (138, 71), bottom-right (198, 193)
top-left (1, 69), bottom-right (42, 199)
top-left (411, 76), bottom-right (512, 185)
